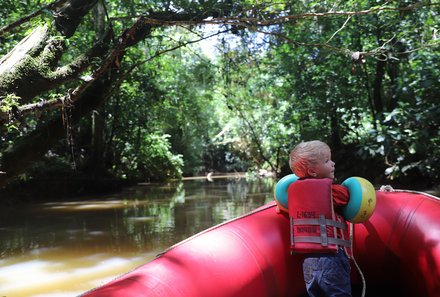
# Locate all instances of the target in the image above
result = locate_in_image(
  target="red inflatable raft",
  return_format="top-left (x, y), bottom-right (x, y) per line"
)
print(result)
top-left (81, 188), bottom-right (440, 297)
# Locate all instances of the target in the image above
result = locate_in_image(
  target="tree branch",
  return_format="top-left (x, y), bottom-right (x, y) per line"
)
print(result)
top-left (138, 3), bottom-right (437, 27)
top-left (0, 0), bottom-right (69, 37)
top-left (136, 2), bottom-right (439, 60)
top-left (326, 16), bottom-right (352, 43)
top-left (122, 27), bottom-right (230, 79)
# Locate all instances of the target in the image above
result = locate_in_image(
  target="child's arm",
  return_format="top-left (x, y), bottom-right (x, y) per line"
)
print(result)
top-left (332, 184), bottom-right (349, 207)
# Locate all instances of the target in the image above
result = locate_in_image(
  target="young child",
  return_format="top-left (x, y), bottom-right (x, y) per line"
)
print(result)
top-left (289, 140), bottom-right (351, 297)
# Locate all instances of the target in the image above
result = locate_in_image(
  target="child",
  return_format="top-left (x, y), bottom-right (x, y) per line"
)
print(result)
top-left (289, 140), bottom-right (351, 297)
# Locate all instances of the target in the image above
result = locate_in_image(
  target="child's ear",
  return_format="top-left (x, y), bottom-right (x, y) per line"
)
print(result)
top-left (307, 168), bottom-right (317, 177)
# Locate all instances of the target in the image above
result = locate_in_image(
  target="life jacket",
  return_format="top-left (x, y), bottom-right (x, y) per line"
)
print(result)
top-left (287, 178), bottom-right (351, 254)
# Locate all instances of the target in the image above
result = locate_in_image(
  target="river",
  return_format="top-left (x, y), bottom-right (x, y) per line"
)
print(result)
top-left (0, 176), bottom-right (274, 297)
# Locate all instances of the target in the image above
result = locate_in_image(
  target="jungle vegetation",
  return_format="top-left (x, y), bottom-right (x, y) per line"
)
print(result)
top-left (0, 0), bottom-right (439, 199)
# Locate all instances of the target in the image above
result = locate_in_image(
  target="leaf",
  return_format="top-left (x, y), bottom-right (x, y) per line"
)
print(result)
top-left (408, 143), bottom-right (416, 154)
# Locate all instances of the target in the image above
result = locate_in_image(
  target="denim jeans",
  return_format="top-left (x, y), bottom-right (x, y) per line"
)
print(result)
top-left (302, 249), bottom-right (351, 297)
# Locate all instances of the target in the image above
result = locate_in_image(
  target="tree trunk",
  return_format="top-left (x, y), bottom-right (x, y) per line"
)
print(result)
top-left (373, 58), bottom-right (385, 113)
top-left (387, 61), bottom-right (399, 111)
top-left (54, 0), bottom-right (99, 37)
top-left (0, 65), bottom-right (119, 186)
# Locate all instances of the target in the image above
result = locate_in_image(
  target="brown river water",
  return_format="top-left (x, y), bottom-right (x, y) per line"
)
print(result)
top-left (0, 176), bottom-right (274, 297)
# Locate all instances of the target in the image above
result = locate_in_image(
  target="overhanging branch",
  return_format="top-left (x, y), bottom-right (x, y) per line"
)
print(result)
top-left (138, 3), bottom-right (437, 27)
top-left (1, 24), bottom-right (228, 125)
top-left (0, 0), bottom-right (69, 37)
top-left (137, 2), bottom-right (439, 60)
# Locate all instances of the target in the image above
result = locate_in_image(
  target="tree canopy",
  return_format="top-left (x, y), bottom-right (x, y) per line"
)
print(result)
top-left (0, 0), bottom-right (439, 197)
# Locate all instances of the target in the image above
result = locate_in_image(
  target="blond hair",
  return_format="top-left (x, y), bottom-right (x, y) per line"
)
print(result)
top-left (289, 140), bottom-right (330, 178)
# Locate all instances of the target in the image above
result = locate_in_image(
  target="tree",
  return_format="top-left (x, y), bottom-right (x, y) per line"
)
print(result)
top-left (0, 0), bottom-right (228, 186)
top-left (0, 0), bottom-right (438, 190)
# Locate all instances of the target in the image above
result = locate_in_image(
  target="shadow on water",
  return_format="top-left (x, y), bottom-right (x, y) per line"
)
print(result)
top-left (0, 176), bottom-right (274, 297)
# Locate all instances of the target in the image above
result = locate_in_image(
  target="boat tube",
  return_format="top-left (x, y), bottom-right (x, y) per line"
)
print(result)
top-left (81, 188), bottom-right (440, 297)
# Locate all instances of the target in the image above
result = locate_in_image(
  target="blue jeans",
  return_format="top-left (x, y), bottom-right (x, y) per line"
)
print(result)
top-left (302, 249), bottom-right (351, 297)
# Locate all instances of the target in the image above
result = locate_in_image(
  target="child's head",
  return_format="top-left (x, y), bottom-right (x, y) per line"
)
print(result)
top-left (289, 140), bottom-right (335, 179)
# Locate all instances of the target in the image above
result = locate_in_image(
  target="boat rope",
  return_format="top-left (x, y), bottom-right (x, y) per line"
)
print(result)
top-left (349, 222), bottom-right (366, 297)
top-left (379, 185), bottom-right (440, 200)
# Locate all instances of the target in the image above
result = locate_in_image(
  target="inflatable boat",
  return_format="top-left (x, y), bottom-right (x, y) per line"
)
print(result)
top-left (81, 187), bottom-right (440, 297)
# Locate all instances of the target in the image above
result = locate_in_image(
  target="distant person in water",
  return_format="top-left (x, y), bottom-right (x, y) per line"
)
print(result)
top-left (289, 140), bottom-right (352, 297)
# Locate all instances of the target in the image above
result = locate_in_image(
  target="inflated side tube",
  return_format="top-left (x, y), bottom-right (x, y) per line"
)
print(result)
top-left (341, 177), bottom-right (376, 223)
top-left (81, 190), bottom-right (440, 297)
top-left (274, 174), bottom-right (299, 212)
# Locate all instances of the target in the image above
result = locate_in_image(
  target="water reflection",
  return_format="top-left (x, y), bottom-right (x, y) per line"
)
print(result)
top-left (0, 177), bottom-right (274, 297)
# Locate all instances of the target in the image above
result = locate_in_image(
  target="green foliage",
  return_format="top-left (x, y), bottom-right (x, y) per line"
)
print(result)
top-left (0, 94), bottom-right (20, 113)
top-left (1, 0), bottom-right (439, 191)
top-left (118, 133), bottom-right (183, 181)
top-left (380, 102), bottom-right (439, 181)
top-left (214, 45), bottom-right (297, 173)
top-left (136, 30), bottom-right (227, 175)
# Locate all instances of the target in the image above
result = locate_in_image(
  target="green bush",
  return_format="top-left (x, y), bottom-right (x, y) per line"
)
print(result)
top-left (118, 133), bottom-right (183, 182)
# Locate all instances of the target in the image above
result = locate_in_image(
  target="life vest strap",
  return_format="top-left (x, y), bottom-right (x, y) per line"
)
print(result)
top-left (292, 235), bottom-right (351, 247)
top-left (292, 217), bottom-right (347, 230)
top-left (290, 214), bottom-right (351, 248)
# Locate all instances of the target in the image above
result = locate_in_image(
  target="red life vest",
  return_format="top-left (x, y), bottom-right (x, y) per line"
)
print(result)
top-left (287, 178), bottom-right (351, 254)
